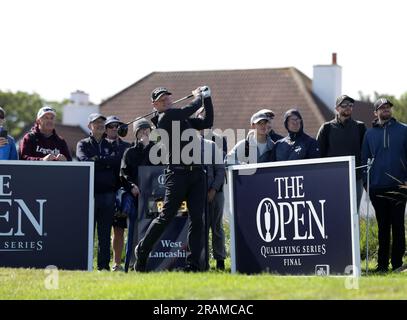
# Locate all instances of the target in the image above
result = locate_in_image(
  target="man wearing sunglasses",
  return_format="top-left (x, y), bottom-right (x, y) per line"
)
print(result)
top-left (362, 98), bottom-right (407, 273)
top-left (105, 115), bottom-right (132, 272)
top-left (316, 95), bottom-right (366, 210)
top-left (76, 113), bottom-right (122, 271)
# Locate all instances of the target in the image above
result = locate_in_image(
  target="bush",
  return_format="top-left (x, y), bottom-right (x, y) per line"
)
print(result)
top-left (359, 216), bottom-right (379, 261)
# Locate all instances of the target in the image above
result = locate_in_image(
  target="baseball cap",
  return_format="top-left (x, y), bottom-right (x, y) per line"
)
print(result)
top-left (88, 113), bottom-right (106, 124)
top-left (133, 118), bottom-right (151, 136)
top-left (37, 106), bottom-right (56, 120)
top-left (257, 108), bottom-right (275, 119)
top-left (105, 115), bottom-right (123, 126)
top-left (151, 87), bottom-right (172, 102)
top-left (336, 95), bottom-right (355, 107)
top-left (250, 111), bottom-right (269, 124)
top-left (374, 98), bottom-right (393, 111)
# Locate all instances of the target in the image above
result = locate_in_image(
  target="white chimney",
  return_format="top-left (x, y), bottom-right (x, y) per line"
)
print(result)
top-left (70, 90), bottom-right (89, 105)
top-left (312, 53), bottom-right (342, 111)
top-left (63, 90), bottom-right (99, 132)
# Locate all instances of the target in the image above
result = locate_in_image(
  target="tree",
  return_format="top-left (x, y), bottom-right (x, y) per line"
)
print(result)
top-left (358, 90), bottom-right (407, 123)
top-left (393, 92), bottom-right (407, 124)
top-left (0, 90), bottom-right (64, 138)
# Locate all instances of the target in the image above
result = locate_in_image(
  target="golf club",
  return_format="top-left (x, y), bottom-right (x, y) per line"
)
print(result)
top-left (117, 93), bottom-right (196, 137)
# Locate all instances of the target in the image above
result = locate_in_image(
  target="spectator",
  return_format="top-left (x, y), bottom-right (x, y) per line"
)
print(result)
top-left (227, 111), bottom-right (274, 164)
top-left (121, 118), bottom-right (156, 193)
top-left (201, 135), bottom-right (226, 270)
top-left (362, 98), bottom-right (407, 273)
top-left (76, 113), bottom-right (121, 271)
top-left (317, 95), bottom-right (366, 210)
top-left (105, 115), bottom-right (132, 272)
top-left (120, 118), bottom-right (156, 271)
top-left (19, 106), bottom-right (71, 161)
top-left (257, 108), bottom-right (284, 142)
top-left (272, 109), bottom-right (320, 161)
top-left (0, 107), bottom-right (18, 160)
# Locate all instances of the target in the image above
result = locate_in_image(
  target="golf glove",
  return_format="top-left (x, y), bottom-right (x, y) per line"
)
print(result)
top-left (199, 86), bottom-right (211, 98)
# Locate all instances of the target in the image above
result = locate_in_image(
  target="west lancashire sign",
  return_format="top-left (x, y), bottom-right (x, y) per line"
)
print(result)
top-left (0, 161), bottom-right (94, 270)
top-left (135, 166), bottom-right (190, 271)
top-left (227, 157), bottom-right (360, 276)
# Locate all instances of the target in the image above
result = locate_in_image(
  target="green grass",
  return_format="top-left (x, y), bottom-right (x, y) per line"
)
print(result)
top-left (2, 218), bottom-right (406, 300)
top-left (1, 262), bottom-right (407, 300)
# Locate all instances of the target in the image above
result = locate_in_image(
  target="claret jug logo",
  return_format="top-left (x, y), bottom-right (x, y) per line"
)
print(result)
top-left (157, 174), bottom-right (166, 185)
top-left (0, 175), bottom-right (47, 251)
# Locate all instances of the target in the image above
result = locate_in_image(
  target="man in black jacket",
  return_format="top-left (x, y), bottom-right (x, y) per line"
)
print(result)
top-left (105, 115), bottom-right (132, 272)
top-left (76, 113), bottom-right (122, 271)
top-left (120, 118), bottom-right (156, 271)
top-left (134, 86), bottom-right (214, 272)
top-left (316, 95), bottom-right (366, 211)
top-left (120, 118), bottom-right (156, 194)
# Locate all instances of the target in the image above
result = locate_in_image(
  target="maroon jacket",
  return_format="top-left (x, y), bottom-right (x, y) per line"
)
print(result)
top-left (19, 125), bottom-right (72, 161)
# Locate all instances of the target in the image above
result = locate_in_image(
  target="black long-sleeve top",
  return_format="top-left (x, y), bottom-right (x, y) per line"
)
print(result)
top-left (120, 141), bottom-right (156, 192)
top-left (154, 96), bottom-right (214, 165)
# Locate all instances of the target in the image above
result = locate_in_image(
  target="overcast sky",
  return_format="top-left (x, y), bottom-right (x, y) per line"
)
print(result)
top-left (1, 0), bottom-right (406, 104)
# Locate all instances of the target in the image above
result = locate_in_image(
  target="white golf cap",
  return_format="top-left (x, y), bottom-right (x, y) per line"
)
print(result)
top-left (37, 106), bottom-right (56, 120)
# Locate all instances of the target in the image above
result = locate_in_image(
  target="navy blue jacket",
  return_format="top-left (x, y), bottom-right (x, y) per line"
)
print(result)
top-left (273, 132), bottom-right (320, 161)
top-left (362, 118), bottom-right (407, 190)
top-left (269, 130), bottom-right (284, 143)
top-left (76, 135), bottom-right (122, 194)
top-left (272, 108), bottom-right (320, 161)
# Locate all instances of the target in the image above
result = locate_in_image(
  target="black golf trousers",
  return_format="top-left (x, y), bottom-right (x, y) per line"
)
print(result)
top-left (137, 166), bottom-right (206, 270)
top-left (370, 188), bottom-right (406, 270)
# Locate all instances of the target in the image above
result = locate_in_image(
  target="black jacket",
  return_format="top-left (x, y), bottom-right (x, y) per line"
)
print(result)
top-left (317, 116), bottom-right (366, 179)
top-left (153, 96), bottom-right (214, 165)
top-left (76, 135), bottom-right (122, 194)
top-left (109, 138), bottom-right (132, 187)
top-left (268, 130), bottom-right (284, 143)
top-left (120, 141), bottom-right (156, 192)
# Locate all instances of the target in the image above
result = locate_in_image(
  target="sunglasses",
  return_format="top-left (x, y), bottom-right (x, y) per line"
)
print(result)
top-left (377, 104), bottom-right (392, 111)
top-left (339, 103), bottom-right (354, 108)
top-left (106, 123), bottom-right (119, 129)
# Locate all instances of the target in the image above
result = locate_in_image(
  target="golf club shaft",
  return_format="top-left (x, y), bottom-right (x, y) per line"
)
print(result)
top-left (172, 94), bottom-right (193, 105)
top-left (123, 93), bottom-right (194, 126)
top-left (123, 110), bottom-right (157, 126)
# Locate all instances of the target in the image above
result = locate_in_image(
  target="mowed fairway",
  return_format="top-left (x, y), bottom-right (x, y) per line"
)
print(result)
top-left (1, 267), bottom-right (407, 300)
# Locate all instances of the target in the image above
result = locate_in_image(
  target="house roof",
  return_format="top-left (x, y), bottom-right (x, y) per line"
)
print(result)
top-left (54, 123), bottom-right (88, 158)
top-left (99, 68), bottom-right (336, 144)
top-left (352, 101), bottom-right (375, 128)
